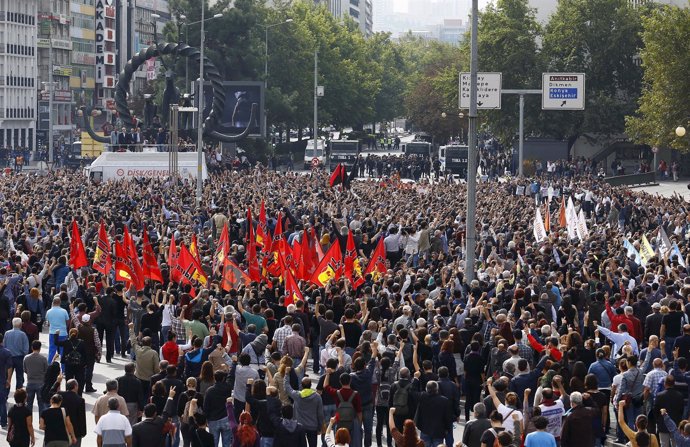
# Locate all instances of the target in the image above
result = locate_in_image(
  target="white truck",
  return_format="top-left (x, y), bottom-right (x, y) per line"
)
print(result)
top-left (84, 152), bottom-right (208, 182)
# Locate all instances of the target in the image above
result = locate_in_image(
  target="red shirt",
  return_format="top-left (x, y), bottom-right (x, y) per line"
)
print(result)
top-left (527, 333), bottom-right (563, 361)
top-left (605, 301), bottom-right (637, 339)
top-left (161, 340), bottom-right (180, 365)
top-left (221, 322), bottom-right (239, 354)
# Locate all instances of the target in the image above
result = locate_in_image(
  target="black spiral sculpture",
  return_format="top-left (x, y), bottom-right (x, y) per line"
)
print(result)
top-left (80, 41), bottom-right (257, 144)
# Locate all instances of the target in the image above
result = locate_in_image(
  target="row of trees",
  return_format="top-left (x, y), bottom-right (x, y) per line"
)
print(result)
top-left (160, 0), bottom-right (690, 152)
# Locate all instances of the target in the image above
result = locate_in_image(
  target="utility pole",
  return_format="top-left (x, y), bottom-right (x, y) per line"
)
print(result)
top-left (196, 0), bottom-right (205, 206)
top-left (464, 0), bottom-right (478, 284)
top-left (48, 34), bottom-right (54, 166)
top-left (314, 51), bottom-right (318, 158)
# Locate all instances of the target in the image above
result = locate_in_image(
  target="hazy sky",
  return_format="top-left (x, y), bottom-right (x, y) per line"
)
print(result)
top-left (393, 0), bottom-right (492, 17)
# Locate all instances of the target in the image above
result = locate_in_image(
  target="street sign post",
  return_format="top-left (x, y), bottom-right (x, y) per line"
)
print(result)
top-left (311, 157), bottom-right (320, 168)
top-left (541, 73), bottom-right (585, 110)
top-left (460, 72), bottom-right (502, 109)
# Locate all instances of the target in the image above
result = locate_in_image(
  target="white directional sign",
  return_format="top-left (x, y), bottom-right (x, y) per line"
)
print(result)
top-left (460, 72), bottom-right (502, 109)
top-left (541, 73), bottom-right (585, 110)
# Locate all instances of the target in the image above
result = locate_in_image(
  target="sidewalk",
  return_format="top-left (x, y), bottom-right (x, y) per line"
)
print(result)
top-left (631, 178), bottom-right (690, 199)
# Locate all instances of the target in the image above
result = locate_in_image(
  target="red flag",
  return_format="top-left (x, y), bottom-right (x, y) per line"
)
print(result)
top-left (329, 164), bottom-right (345, 187)
top-left (168, 234), bottom-right (181, 282)
top-left (310, 239), bottom-right (343, 286)
top-left (142, 230), bottom-right (163, 283)
top-left (310, 227), bottom-right (324, 261)
top-left (213, 222), bottom-right (230, 273)
top-left (344, 230), bottom-right (364, 288)
top-left (221, 259), bottom-right (251, 292)
top-left (114, 239), bottom-right (135, 284)
top-left (246, 208), bottom-right (260, 282)
top-left (124, 227), bottom-right (145, 290)
top-left (92, 220), bottom-right (112, 275)
top-left (544, 203), bottom-right (550, 234)
top-left (364, 237), bottom-right (387, 280)
top-left (257, 200), bottom-right (269, 252)
top-left (69, 220), bottom-right (88, 269)
top-left (283, 262), bottom-right (304, 306)
top-left (189, 234), bottom-right (208, 285)
top-left (174, 244), bottom-right (198, 286)
top-left (292, 237), bottom-right (303, 277)
top-left (558, 196), bottom-right (567, 228)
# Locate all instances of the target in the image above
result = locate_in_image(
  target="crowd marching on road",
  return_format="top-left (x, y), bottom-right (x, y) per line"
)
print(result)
top-left (1, 164), bottom-right (690, 447)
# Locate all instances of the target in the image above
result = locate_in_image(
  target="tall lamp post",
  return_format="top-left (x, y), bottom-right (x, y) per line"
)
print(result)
top-left (179, 13), bottom-right (222, 94)
top-left (263, 19), bottom-right (293, 140)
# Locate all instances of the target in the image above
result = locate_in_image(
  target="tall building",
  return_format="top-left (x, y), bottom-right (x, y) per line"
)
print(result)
top-left (70, 0), bottom-right (96, 118)
top-left (132, 0), bottom-right (170, 95)
top-left (0, 0), bottom-right (38, 150)
top-left (36, 0), bottom-right (72, 149)
top-left (328, 0), bottom-right (373, 36)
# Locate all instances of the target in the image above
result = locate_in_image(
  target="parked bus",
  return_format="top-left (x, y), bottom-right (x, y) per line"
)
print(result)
top-left (439, 144), bottom-right (469, 178)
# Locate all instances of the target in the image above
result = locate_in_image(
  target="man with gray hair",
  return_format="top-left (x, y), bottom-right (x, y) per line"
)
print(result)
top-left (94, 397), bottom-right (133, 447)
top-left (461, 403), bottom-right (492, 447)
top-left (4, 317), bottom-right (29, 389)
top-left (562, 391), bottom-right (599, 446)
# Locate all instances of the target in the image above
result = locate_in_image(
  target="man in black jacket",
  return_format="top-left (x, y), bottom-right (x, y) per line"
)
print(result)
top-left (96, 287), bottom-right (117, 362)
top-left (117, 362), bottom-right (145, 426)
top-left (132, 388), bottom-right (176, 447)
top-left (203, 370), bottom-right (233, 447)
top-left (51, 377), bottom-right (87, 446)
top-left (438, 367), bottom-right (460, 447)
top-left (654, 375), bottom-right (685, 446)
top-left (413, 380), bottom-right (453, 447)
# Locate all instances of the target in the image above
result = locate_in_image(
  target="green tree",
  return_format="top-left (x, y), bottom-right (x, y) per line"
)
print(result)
top-left (626, 5), bottom-right (690, 151)
top-left (401, 37), bottom-right (467, 143)
top-left (474, 0), bottom-right (541, 146)
top-left (540, 0), bottom-right (643, 146)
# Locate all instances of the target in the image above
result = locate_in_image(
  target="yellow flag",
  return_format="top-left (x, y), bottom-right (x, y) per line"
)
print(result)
top-left (639, 235), bottom-right (655, 267)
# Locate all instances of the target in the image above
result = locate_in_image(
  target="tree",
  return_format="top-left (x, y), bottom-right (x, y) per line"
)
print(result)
top-left (474, 0), bottom-right (542, 146)
top-left (626, 5), bottom-right (690, 151)
top-left (539, 0), bottom-right (643, 146)
top-left (401, 37), bottom-right (467, 143)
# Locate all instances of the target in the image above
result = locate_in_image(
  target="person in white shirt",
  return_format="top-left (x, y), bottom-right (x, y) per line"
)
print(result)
top-left (487, 377), bottom-right (523, 434)
top-left (596, 324), bottom-right (639, 358)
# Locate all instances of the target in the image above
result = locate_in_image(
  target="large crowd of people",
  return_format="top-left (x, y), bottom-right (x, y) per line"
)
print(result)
top-left (0, 164), bottom-right (689, 447)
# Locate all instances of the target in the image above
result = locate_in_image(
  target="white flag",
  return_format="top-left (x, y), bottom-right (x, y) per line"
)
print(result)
top-left (566, 197), bottom-right (578, 240)
top-left (533, 206), bottom-right (548, 242)
top-left (577, 209), bottom-right (589, 240)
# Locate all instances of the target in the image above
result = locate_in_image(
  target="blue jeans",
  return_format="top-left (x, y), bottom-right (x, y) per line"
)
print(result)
top-left (259, 438), bottom-right (274, 447)
top-left (167, 417), bottom-right (181, 447)
top-left (208, 417), bottom-right (232, 447)
top-left (421, 434), bottom-right (444, 447)
top-left (48, 334), bottom-right (67, 365)
top-left (26, 382), bottom-right (48, 414)
top-left (351, 404), bottom-right (373, 447)
top-left (321, 404), bottom-right (336, 445)
top-left (625, 404), bottom-right (643, 437)
top-left (11, 356), bottom-right (24, 389)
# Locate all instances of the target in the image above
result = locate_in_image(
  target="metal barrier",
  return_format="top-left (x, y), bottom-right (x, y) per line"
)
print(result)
top-left (604, 171), bottom-right (657, 187)
top-left (103, 143), bottom-right (198, 153)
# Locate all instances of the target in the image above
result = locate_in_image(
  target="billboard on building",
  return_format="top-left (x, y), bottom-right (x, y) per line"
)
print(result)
top-left (198, 81), bottom-right (265, 138)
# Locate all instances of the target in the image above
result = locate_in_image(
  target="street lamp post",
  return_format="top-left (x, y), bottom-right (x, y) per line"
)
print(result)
top-left (465, 0), bottom-right (479, 284)
top-left (263, 19), bottom-right (293, 140)
top-left (180, 13), bottom-right (222, 94)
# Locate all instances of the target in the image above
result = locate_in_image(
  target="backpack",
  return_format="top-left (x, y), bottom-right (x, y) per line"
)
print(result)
top-left (336, 390), bottom-right (357, 431)
top-left (392, 382), bottom-right (411, 416)
top-left (63, 341), bottom-right (82, 368)
top-left (378, 381), bottom-right (392, 407)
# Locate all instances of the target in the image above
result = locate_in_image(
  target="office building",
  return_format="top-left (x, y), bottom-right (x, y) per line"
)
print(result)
top-left (0, 0), bottom-right (38, 150)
